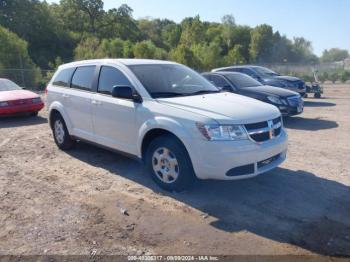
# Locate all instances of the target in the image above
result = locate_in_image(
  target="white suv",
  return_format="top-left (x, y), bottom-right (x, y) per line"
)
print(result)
top-left (47, 59), bottom-right (288, 191)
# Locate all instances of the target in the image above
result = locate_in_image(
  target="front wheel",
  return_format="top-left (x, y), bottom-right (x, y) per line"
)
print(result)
top-left (145, 135), bottom-right (196, 192)
top-left (52, 114), bottom-right (75, 150)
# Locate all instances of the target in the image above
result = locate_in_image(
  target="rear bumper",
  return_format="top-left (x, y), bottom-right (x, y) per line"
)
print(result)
top-left (0, 103), bottom-right (44, 116)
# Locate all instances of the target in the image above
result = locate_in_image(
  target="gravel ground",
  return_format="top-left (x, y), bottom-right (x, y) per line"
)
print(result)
top-left (0, 84), bottom-right (349, 257)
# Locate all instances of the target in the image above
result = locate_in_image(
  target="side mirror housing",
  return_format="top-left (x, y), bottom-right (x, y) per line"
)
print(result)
top-left (111, 86), bottom-right (142, 103)
top-left (222, 85), bottom-right (232, 91)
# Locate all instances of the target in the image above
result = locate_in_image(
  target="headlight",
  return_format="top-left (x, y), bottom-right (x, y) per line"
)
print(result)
top-left (267, 96), bottom-right (285, 105)
top-left (196, 123), bottom-right (248, 141)
top-left (32, 97), bottom-right (42, 104)
top-left (0, 101), bottom-right (9, 107)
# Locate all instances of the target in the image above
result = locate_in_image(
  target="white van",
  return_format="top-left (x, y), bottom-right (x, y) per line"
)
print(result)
top-left (47, 59), bottom-right (287, 191)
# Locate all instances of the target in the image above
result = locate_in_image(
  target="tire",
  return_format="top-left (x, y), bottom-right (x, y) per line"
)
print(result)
top-left (145, 135), bottom-right (196, 192)
top-left (31, 111), bottom-right (39, 117)
top-left (304, 93), bottom-right (308, 98)
top-left (52, 113), bottom-right (75, 150)
top-left (314, 93), bottom-right (321, 98)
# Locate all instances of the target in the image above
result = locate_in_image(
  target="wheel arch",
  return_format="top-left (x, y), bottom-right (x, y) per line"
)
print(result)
top-left (48, 102), bottom-right (73, 132)
top-left (138, 117), bottom-right (193, 161)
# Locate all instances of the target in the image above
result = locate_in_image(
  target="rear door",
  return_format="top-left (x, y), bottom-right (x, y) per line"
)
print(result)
top-left (91, 65), bottom-right (138, 155)
top-left (66, 66), bottom-right (97, 141)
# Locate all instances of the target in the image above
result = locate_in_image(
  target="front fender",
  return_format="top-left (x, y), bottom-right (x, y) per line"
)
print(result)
top-left (48, 101), bottom-right (73, 133)
top-left (137, 116), bottom-right (193, 158)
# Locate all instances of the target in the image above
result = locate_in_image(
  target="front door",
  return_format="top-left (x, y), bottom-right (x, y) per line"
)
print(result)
top-left (92, 66), bottom-right (138, 155)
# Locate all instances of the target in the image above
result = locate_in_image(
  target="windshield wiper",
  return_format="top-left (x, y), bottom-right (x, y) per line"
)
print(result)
top-left (151, 92), bottom-right (188, 98)
top-left (185, 90), bottom-right (221, 96)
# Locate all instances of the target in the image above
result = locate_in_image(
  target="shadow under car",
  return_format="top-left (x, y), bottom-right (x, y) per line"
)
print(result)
top-left (65, 141), bottom-right (350, 256)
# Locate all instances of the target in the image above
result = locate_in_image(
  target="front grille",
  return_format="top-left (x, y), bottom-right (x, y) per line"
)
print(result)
top-left (226, 164), bottom-right (255, 177)
top-left (244, 117), bottom-right (282, 143)
top-left (258, 154), bottom-right (281, 169)
top-left (287, 95), bottom-right (302, 107)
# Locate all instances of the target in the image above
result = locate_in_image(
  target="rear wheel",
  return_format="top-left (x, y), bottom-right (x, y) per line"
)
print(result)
top-left (52, 114), bottom-right (75, 150)
top-left (314, 93), bottom-right (321, 98)
top-left (145, 135), bottom-right (196, 192)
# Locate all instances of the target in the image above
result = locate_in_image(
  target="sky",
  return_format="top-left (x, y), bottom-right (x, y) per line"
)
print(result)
top-left (46, 0), bottom-right (350, 56)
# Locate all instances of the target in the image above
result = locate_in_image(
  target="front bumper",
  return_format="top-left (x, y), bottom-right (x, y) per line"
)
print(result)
top-left (278, 105), bottom-right (303, 116)
top-left (0, 102), bottom-right (44, 116)
top-left (186, 129), bottom-right (288, 180)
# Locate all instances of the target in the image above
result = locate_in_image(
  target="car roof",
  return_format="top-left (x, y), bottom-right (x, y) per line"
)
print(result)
top-left (212, 65), bottom-right (264, 72)
top-left (58, 59), bottom-right (177, 69)
top-left (203, 71), bottom-right (246, 77)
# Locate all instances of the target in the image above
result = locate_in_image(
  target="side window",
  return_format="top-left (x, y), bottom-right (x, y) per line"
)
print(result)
top-left (52, 68), bottom-right (75, 87)
top-left (242, 68), bottom-right (254, 77)
top-left (98, 66), bottom-right (131, 95)
top-left (211, 75), bottom-right (231, 89)
top-left (71, 66), bottom-right (96, 91)
top-left (202, 74), bottom-right (212, 81)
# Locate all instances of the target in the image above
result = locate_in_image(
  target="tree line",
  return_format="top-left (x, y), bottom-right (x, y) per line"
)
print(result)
top-left (0, 0), bottom-right (349, 87)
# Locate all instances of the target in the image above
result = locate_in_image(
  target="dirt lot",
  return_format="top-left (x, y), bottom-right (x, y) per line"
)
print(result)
top-left (0, 84), bottom-right (349, 257)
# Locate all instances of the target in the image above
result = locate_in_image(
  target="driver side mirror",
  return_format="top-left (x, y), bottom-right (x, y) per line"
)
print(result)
top-left (221, 85), bottom-right (232, 91)
top-left (111, 85), bottom-right (142, 103)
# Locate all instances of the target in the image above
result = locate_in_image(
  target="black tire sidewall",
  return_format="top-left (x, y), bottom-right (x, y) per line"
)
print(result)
top-left (145, 135), bottom-right (196, 192)
top-left (52, 114), bottom-right (74, 150)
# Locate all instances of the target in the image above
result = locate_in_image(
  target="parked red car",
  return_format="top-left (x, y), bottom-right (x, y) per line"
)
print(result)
top-left (0, 78), bottom-right (44, 116)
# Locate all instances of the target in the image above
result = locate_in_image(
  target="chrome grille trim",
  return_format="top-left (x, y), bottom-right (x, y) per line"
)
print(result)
top-left (244, 117), bottom-right (283, 143)
top-left (247, 122), bottom-right (282, 136)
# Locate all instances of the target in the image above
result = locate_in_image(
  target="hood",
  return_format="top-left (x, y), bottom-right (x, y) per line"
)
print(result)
top-left (241, 85), bottom-right (299, 98)
top-left (274, 76), bottom-right (303, 82)
top-left (157, 92), bottom-right (280, 124)
top-left (0, 90), bottom-right (39, 102)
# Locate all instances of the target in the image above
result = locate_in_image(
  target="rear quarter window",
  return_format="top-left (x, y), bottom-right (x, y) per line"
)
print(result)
top-left (52, 68), bottom-right (75, 87)
top-left (71, 66), bottom-right (96, 91)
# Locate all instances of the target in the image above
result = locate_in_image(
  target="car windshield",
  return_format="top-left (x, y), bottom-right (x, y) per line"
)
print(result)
top-left (253, 67), bottom-right (279, 77)
top-left (225, 73), bottom-right (263, 88)
top-left (0, 79), bottom-right (22, 91)
top-left (128, 64), bottom-right (220, 98)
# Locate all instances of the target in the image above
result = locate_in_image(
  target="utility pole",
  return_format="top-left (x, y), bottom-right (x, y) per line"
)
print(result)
top-left (18, 53), bottom-right (25, 88)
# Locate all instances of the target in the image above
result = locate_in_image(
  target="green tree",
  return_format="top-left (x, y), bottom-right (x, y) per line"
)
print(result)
top-left (0, 0), bottom-right (75, 68)
top-left (329, 72), bottom-right (339, 83)
top-left (321, 48), bottom-right (349, 63)
top-left (0, 26), bottom-right (41, 87)
top-left (225, 45), bottom-right (247, 65)
top-left (161, 24), bottom-right (182, 49)
top-left (133, 41), bottom-right (167, 59)
top-left (221, 15), bottom-right (236, 48)
top-left (180, 16), bottom-right (205, 47)
top-left (74, 37), bottom-right (101, 59)
top-left (340, 71), bottom-right (350, 83)
top-left (98, 38), bottom-right (125, 58)
top-left (191, 42), bottom-right (223, 71)
top-left (169, 44), bottom-right (200, 69)
top-left (292, 37), bottom-right (318, 63)
top-left (249, 24), bottom-right (274, 63)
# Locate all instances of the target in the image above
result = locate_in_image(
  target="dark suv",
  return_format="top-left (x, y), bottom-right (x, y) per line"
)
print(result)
top-left (202, 71), bottom-right (304, 116)
top-left (212, 65), bottom-right (306, 97)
